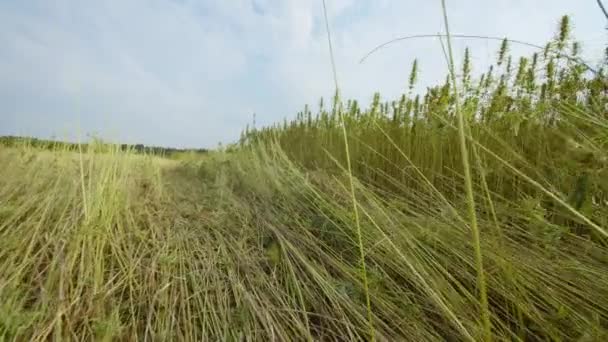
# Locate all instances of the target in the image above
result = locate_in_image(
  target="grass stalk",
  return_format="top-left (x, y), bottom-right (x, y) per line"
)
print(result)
top-left (439, 0), bottom-right (492, 340)
top-left (322, 0), bottom-right (375, 340)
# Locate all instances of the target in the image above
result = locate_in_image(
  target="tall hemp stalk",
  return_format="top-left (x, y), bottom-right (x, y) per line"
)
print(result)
top-left (321, 0), bottom-right (375, 341)
top-left (439, 0), bottom-right (492, 340)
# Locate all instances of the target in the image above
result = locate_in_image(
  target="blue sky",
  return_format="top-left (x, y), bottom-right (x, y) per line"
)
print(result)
top-left (1, 0), bottom-right (606, 148)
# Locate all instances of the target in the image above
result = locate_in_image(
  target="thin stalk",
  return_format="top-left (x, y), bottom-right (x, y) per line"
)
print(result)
top-left (597, 0), bottom-right (608, 20)
top-left (322, 1), bottom-right (375, 340)
top-left (77, 134), bottom-right (89, 221)
top-left (359, 34), bottom-right (597, 74)
top-left (440, 0), bottom-right (492, 340)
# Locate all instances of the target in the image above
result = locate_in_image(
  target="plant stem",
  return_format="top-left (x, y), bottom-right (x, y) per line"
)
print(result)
top-left (439, 0), bottom-right (492, 340)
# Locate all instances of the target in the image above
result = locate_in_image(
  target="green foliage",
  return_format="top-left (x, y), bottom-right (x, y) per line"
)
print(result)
top-left (408, 58), bottom-right (419, 92)
top-left (0, 136), bottom-right (208, 157)
top-left (462, 48), bottom-right (472, 90)
top-left (234, 18), bottom-right (608, 338)
top-left (241, 17), bottom-right (607, 228)
top-left (557, 15), bottom-right (571, 51)
top-left (497, 38), bottom-right (509, 66)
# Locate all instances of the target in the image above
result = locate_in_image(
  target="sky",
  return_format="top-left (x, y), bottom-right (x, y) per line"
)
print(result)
top-left (0, 0), bottom-right (606, 148)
